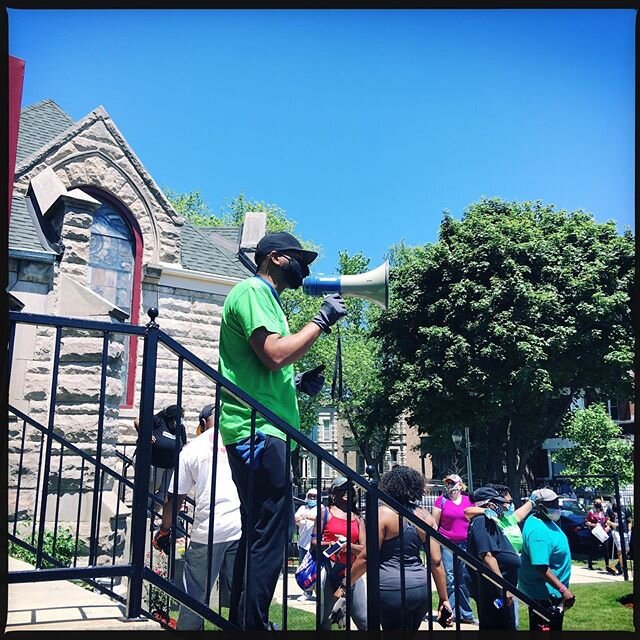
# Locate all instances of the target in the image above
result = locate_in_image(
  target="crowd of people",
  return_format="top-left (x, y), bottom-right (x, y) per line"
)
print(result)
top-left (134, 229), bottom-right (626, 632)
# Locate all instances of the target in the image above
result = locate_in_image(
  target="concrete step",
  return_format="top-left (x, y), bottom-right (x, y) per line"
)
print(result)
top-left (6, 558), bottom-right (164, 632)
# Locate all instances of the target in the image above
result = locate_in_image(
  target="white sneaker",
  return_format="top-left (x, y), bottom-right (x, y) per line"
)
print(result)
top-left (297, 594), bottom-right (311, 602)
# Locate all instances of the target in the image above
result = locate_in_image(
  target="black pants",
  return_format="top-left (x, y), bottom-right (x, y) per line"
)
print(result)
top-left (477, 585), bottom-right (516, 631)
top-left (529, 596), bottom-right (564, 631)
top-left (226, 436), bottom-right (293, 630)
top-left (379, 585), bottom-right (430, 631)
top-left (588, 535), bottom-right (611, 567)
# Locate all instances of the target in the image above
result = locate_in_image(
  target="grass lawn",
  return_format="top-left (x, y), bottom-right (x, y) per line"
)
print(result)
top-left (517, 582), bottom-right (634, 631)
top-left (173, 582), bottom-right (634, 631)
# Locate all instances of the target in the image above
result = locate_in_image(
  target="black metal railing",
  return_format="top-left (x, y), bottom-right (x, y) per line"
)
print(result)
top-left (7, 308), bottom-right (555, 631)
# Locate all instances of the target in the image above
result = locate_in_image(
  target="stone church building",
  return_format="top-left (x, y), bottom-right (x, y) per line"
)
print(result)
top-left (8, 99), bottom-right (267, 556)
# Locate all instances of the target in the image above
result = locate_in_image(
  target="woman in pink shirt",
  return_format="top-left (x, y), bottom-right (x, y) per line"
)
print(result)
top-left (432, 474), bottom-right (476, 625)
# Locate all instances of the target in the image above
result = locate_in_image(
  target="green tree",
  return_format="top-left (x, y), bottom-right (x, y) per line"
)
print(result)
top-left (378, 197), bottom-right (634, 498)
top-left (551, 403), bottom-right (633, 491)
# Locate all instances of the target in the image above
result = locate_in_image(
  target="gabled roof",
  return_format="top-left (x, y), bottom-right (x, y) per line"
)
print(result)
top-left (16, 99), bottom-right (75, 164)
top-left (11, 98), bottom-right (253, 280)
top-left (180, 221), bottom-right (250, 279)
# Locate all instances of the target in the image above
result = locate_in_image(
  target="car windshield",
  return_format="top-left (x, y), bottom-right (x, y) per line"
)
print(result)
top-left (560, 500), bottom-right (587, 515)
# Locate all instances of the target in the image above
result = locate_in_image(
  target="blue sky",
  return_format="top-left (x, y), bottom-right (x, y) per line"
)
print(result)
top-left (9, 9), bottom-right (635, 274)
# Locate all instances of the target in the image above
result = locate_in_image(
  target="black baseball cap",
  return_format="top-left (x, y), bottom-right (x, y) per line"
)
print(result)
top-left (254, 232), bottom-right (318, 266)
top-left (199, 404), bottom-right (215, 422)
top-left (471, 486), bottom-right (508, 505)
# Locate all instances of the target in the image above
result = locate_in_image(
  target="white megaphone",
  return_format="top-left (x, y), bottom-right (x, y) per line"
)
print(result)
top-left (302, 260), bottom-right (389, 310)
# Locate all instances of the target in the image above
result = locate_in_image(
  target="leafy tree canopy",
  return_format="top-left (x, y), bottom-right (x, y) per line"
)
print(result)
top-left (551, 403), bottom-right (633, 491)
top-left (378, 197), bottom-right (634, 495)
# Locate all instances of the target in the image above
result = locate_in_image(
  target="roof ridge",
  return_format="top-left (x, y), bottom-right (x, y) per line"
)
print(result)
top-left (21, 98), bottom-right (75, 123)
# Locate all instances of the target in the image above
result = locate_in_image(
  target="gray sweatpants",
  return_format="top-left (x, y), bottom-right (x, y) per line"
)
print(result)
top-left (318, 565), bottom-right (368, 630)
top-left (177, 539), bottom-right (238, 630)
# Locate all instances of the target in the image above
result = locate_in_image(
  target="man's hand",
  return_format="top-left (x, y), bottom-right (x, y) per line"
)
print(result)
top-left (562, 588), bottom-right (576, 610)
top-left (236, 430), bottom-right (267, 469)
top-left (312, 294), bottom-right (347, 334)
top-left (295, 364), bottom-right (326, 396)
top-left (153, 527), bottom-right (172, 554)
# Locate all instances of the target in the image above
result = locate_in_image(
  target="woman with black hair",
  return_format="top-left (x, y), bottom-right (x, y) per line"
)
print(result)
top-left (376, 465), bottom-right (452, 630)
top-left (311, 476), bottom-right (368, 630)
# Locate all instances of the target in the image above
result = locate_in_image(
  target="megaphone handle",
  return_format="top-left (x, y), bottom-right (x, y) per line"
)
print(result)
top-left (331, 328), bottom-right (343, 402)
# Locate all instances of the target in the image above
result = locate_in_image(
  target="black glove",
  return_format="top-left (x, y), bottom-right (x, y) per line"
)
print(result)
top-left (153, 527), bottom-right (172, 554)
top-left (295, 364), bottom-right (326, 397)
top-left (312, 294), bottom-right (347, 334)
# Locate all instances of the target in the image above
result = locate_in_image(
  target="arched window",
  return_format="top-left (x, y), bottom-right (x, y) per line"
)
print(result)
top-left (88, 204), bottom-right (135, 316)
top-left (86, 190), bottom-right (142, 408)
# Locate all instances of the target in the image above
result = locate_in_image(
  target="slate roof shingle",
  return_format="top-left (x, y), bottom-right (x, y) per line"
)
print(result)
top-left (9, 195), bottom-right (51, 254)
top-left (180, 222), bottom-right (250, 279)
top-left (16, 99), bottom-right (75, 164)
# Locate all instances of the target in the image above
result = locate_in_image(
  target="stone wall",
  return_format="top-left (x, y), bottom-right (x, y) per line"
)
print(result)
top-left (117, 282), bottom-right (227, 442)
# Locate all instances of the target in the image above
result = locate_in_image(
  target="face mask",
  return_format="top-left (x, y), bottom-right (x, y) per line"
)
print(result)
top-left (307, 499), bottom-right (317, 508)
top-left (447, 483), bottom-right (461, 495)
top-left (505, 503), bottom-right (515, 514)
top-left (595, 504), bottom-right (603, 510)
top-left (545, 508), bottom-right (562, 522)
top-left (281, 255), bottom-right (309, 289)
top-left (491, 503), bottom-right (504, 519)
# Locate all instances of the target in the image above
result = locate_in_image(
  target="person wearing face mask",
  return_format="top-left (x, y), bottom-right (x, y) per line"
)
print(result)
top-left (295, 488), bottom-right (319, 601)
top-left (586, 497), bottom-right (614, 573)
top-left (518, 488), bottom-right (575, 631)
top-left (466, 486), bottom-right (521, 630)
top-left (312, 477), bottom-right (367, 630)
top-left (432, 474), bottom-right (476, 625)
top-left (464, 484), bottom-right (535, 629)
top-left (218, 231), bottom-right (347, 630)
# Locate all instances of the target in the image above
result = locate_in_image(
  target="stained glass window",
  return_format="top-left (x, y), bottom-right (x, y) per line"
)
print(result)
top-left (88, 201), bottom-right (135, 404)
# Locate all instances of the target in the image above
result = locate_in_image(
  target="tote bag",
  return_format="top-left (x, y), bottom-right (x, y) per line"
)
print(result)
top-left (295, 506), bottom-right (328, 590)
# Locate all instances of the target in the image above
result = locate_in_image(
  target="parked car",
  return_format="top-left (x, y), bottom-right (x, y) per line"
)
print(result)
top-left (558, 497), bottom-right (592, 554)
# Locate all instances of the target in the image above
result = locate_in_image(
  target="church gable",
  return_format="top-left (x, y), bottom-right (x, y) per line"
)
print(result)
top-left (14, 103), bottom-right (182, 266)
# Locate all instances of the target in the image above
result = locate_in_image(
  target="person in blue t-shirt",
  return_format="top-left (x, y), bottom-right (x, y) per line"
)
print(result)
top-left (518, 488), bottom-right (575, 631)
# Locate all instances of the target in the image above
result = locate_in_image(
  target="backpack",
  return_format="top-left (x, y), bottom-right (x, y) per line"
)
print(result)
top-left (149, 406), bottom-right (187, 469)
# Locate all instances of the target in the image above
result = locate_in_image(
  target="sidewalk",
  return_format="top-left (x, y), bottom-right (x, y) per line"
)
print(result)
top-left (5, 558), bottom-right (163, 632)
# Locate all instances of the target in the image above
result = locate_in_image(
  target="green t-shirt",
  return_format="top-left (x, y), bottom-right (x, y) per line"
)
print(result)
top-left (497, 511), bottom-right (523, 554)
top-left (518, 514), bottom-right (572, 600)
top-left (218, 277), bottom-right (300, 448)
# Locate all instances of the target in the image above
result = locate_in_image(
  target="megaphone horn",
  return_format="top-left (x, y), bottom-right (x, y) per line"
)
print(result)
top-left (302, 260), bottom-right (389, 310)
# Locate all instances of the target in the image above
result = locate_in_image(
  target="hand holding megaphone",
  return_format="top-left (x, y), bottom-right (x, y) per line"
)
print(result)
top-left (311, 294), bottom-right (347, 334)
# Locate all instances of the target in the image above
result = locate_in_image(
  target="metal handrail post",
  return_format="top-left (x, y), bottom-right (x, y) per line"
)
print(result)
top-left (612, 473), bottom-right (629, 581)
top-left (125, 308), bottom-right (159, 618)
top-left (364, 465), bottom-right (380, 631)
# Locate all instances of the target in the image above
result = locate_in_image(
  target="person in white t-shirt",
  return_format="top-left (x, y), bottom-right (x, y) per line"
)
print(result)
top-left (294, 488), bottom-right (318, 601)
top-left (153, 404), bottom-right (242, 630)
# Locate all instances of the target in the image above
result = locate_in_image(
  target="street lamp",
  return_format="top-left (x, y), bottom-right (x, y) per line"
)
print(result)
top-left (451, 428), bottom-right (474, 491)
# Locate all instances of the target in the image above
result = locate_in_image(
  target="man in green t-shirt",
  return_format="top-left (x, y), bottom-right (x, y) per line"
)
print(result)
top-left (219, 231), bottom-right (347, 630)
